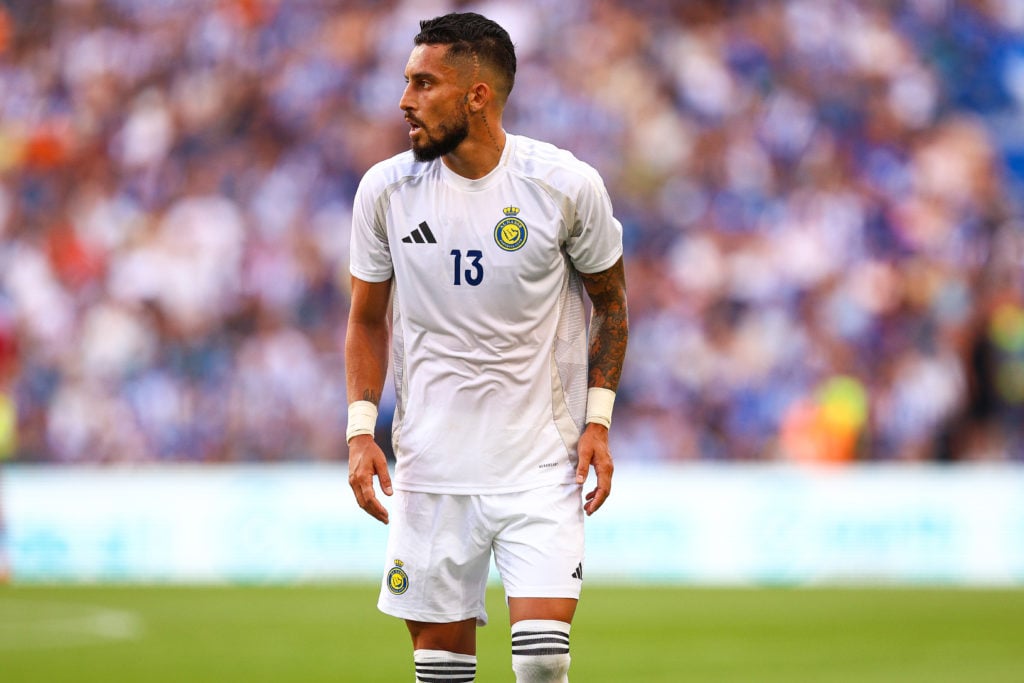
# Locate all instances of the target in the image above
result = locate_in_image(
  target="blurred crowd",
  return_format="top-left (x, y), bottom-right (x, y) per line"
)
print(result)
top-left (1, 0), bottom-right (1023, 465)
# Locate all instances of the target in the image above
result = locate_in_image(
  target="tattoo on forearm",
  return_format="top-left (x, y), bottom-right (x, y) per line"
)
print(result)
top-left (360, 389), bottom-right (381, 405)
top-left (581, 258), bottom-right (628, 391)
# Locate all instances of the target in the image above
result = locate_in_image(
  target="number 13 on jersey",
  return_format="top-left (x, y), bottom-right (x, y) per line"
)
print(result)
top-left (451, 249), bottom-right (484, 286)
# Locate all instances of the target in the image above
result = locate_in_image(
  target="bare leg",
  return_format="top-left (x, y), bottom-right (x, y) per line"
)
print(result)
top-left (508, 598), bottom-right (576, 682)
top-left (406, 618), bottom-right (478, 653)
top-left (406, 619), bottom-right (479, 682)
top-left (508, 597), bottom-right (577, 626)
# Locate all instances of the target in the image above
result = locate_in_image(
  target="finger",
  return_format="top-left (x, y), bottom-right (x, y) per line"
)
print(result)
top-left (377, 460), bottom-right (394, 496)
top-left (360, 485), bottom-right (389, 524)
top-left (583, 485), bottom-right (609, 515)
top-left (584, 460), bottom-right (613, 515)
top-left (367, 496), bottom-right (390, 524)
top-left (349, 473), bottom-right (368, 508)
top-left (576, 451), bottom-right (592, 485)
top-left (349, 472), bottom-right (389, 523)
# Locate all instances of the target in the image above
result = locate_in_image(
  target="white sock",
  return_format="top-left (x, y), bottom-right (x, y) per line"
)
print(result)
top-left (413, 649), bottom-right (476, 683)
top-left (511, 620), bottom-right (571, 683)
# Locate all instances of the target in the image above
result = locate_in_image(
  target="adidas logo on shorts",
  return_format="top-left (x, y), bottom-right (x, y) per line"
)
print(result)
top-left (571, 562), bottom-right (583, 580)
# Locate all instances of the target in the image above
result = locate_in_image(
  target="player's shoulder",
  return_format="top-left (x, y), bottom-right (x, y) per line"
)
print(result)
top-left (508, 134), bottom-right (606, 192)
top-left (357, 150), bottom-right (432, 197)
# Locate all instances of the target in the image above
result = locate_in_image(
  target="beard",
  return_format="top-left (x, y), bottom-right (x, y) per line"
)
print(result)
top-left (410, 108), bottom-right (470, 162)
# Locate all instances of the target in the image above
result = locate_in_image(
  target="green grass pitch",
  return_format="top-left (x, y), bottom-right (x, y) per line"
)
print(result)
top-left (2, 584), bottom-right (1023, 682)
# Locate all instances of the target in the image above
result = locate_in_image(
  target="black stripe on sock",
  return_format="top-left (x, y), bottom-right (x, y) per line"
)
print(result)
top-left (512, 636), bottom-right (569, 646)
top-left (415, 661), bottom-right (476, 683)
top-left (512, 632), bottom-right (569, 643)
top-left (512, 646), bottom-right (571, 656)
top-left (512, 629), bottom-right (570, 657)
top-left (416, 663), bottom-right (477, 670)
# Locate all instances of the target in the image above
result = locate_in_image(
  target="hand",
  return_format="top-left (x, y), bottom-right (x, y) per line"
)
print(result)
top-left (575, 423), bottom-right (614, 515)
top-left (347, 434), bottom-right (393, 524)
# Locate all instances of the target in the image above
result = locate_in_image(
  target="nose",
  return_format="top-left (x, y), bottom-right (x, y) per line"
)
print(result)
top-left (399, 83), bottom-right (415, 114)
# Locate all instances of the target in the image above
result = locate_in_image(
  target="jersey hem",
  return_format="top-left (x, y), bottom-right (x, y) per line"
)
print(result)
top-left (392, 473), bottom-right (578, 496)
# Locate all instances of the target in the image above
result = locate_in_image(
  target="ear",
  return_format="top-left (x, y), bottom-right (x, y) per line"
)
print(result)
top-left (466, 81), bottom-right (491, 113)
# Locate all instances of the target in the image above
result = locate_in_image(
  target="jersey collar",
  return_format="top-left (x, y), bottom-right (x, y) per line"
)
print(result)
top-left (439, 133), bottom-right (514, 192)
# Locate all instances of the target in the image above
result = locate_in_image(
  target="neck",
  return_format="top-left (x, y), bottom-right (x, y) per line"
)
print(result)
top-left (442, 112), bottom-right (506, 180)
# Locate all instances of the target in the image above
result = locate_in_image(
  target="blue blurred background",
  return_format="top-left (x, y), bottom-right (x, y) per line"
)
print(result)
top-left (0, 0), bottom-right (1019, 471)
top-left (1, 0), bottom-right (1023, 466)
top-left (2, 0), bottom-right (1024, 586)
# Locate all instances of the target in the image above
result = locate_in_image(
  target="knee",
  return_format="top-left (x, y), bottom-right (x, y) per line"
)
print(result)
top-left (512, 652), bottom-right (570, 682)
top-left (511, 620), bottom-right (571, 683)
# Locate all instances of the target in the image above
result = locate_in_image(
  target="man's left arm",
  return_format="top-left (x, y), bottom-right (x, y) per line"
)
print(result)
top-left (576, 256), bottom-right (628, 515)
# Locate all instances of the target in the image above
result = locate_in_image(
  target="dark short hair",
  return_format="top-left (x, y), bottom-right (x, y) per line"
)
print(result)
top-left (415, 12), bottom-right (516, 102)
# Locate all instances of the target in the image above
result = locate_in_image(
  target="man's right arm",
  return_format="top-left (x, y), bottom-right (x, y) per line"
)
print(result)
top-left (345, 275), bottom-right (394, 524)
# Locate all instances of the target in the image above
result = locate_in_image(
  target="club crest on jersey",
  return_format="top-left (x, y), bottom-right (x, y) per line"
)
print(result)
top-left (387, 559), bottom-right (409, 595)
top-left (494, 206), bottom-right (528, 252)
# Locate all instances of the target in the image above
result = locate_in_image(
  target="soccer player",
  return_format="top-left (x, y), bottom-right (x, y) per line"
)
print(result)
top-left (344, 12), bottom-right (628, 683)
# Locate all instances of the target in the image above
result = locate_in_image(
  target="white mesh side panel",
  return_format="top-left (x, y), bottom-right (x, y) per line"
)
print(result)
top-left (552, 268), bottom-right (588, 435)
top-left (390, 285), bottom-right (405, 453)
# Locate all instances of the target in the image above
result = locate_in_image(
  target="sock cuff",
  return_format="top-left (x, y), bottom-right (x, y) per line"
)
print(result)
top-left (414, 650), bottom-right (476, 683)
top-left (511, 619), bottom-right (571, 636)
top-left (413, 649), bottom-right (477, 664)
top-left (511, 620), bottom-right (571, 657)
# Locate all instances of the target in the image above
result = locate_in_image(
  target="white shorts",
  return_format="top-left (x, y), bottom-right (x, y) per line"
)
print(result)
top-left (377, 483), bottom-right (585, 625)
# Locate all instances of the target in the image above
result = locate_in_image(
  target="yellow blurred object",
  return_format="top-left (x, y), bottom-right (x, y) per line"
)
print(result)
top-left (818, 375), bottom-right (869, 435)
top-left (989, 302), bottom-right (1024, 353)
top-left (0, 127), bottom-right (27, 173)
top-left (0, 392), bottom-right (16, 460)
top-left (781, 376), bottom-right (868, 464)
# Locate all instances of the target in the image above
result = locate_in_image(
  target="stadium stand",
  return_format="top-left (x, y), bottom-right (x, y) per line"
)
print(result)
top-left (0, 0), bottom-right (1022, 463)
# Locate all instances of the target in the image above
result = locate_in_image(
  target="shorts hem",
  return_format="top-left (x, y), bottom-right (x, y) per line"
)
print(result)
top-left (504, 585), bottom-right (582, 600)
top-left (378, 601), bottom-right (488, 626)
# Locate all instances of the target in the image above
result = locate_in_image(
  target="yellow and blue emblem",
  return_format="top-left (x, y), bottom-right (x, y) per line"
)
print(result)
top-left (494, 206), bottom-right (528, 251)
top-left (387, 559), bottom-right (410, 595)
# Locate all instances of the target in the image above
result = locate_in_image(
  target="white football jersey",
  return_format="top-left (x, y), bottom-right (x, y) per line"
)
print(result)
top-left (349, 134), bottom-right (623, 494)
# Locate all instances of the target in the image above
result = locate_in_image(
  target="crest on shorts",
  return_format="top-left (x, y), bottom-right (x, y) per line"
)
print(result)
top-left (494, 206), bottom-right (528, 252)
top-left (387, 559), bottom-right (409, 595)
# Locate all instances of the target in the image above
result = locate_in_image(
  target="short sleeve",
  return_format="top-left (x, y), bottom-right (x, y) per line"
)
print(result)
top-left (349, 170), bottom-right (394, 283)
top-left (565, 170), bottom-right (624, 275)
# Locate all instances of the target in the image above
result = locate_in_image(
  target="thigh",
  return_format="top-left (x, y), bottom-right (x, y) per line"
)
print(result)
top-left (377, 490), bottom-right (493, 625)
top-left (406, 617), bottom-right (478, 654)
top-left (508, 596), bottom-right (578, 626)
top-left (490, 484), bottom-right (585, 605)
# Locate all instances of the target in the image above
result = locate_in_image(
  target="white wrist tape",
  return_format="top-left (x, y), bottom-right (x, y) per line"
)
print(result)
top-left (346, 400), bottom-right (378, 443)
top-left (585, 387), bottom-right (616, 428)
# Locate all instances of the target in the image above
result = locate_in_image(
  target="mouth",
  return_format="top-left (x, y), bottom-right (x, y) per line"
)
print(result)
top-left (406, 118), bottom-right (423, 136)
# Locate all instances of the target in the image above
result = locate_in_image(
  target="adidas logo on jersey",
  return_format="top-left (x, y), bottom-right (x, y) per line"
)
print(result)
top-left (571, 562), bottom-right (583, 580)
top-left (402, 221), bottom-right (437, 244)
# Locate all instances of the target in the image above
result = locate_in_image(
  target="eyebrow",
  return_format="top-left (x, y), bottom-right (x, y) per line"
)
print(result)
top-left (405, 71), bottom-right (437, 82)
